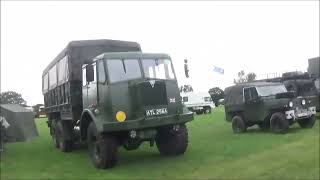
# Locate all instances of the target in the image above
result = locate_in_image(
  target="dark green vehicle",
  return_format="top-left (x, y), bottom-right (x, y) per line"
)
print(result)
top-left (224, 82), bottom-right (317, 133)
top-left (42, 40), bottom-right (193, 169)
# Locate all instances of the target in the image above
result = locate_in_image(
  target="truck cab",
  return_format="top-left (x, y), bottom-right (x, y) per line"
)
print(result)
top-left (80, 52), bottom-right (192, 133)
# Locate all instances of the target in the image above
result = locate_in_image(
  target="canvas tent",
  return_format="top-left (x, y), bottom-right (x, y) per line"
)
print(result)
top-left (0, 104), bottom-right (38, 142)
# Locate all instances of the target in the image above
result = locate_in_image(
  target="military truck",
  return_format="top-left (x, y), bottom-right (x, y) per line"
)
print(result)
top-left (308, 57), bottom-right (320, 111)
top-left (42, 39), bottom-right (193, 169)
top-left (224, 82), bottom-right (317, 133)
top-left (262, 71), bottom-right (319, 111)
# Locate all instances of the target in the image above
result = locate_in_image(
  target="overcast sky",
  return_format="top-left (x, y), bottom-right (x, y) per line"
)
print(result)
top-left (1, 1), bottom-right (319, 106)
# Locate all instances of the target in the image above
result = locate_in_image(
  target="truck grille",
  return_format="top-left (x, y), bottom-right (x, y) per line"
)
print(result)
top-left (136, 80), bottom-right (167, 106)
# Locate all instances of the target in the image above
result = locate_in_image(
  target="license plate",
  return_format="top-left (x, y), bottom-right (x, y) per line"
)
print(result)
top-left (146, 108), bottom-right (168, 116)
top-left (297, 109), bottom-right (308, 118)
top-left (297, 112), bottom-right (308, 118)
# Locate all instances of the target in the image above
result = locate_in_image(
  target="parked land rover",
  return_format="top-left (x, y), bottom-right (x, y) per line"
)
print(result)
top-left (42, 40), bottom-right (193, 169)
top-left (224, 82), bottom-right (317, 133)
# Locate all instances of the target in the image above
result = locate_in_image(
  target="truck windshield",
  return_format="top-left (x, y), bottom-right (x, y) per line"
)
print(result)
top-left (106, 59), bottom-right (142, 83)
top-left (142, 59), bottom-right (175, 80)
top-left (256, 85), bottom-right (287, 96)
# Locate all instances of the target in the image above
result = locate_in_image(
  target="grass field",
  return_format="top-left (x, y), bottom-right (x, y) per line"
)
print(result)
top-left (1, 107), bottom-right (319, 180)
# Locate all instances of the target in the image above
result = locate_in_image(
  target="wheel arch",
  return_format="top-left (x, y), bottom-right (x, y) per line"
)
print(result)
top-left (80, 109), bottom-right (97, 141)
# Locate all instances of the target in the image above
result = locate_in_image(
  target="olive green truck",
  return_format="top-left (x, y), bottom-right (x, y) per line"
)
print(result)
top-left (42, 39), bottom-right (193, 169)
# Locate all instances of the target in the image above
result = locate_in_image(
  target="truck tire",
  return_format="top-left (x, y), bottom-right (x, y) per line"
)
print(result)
top-left (270, 112), bottom-right (289, 133)
top-left (204, 107), bottom-right (212, 114)
top-left (51, 127), bottom-right (59, 148)
top-left (156, 124), bottom-right (188, 156)
top-left (55, 121), bottom-right (73, 152)
top-left (87, 122), bottom-right (118, 169)
top-left (232, 115), bottom-right (246, 133)
top-left (298, 115), bottom-right (316, 128)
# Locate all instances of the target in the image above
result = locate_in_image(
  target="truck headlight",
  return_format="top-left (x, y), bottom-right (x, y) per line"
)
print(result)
top-left (289, 101), bottom-right (293, 108)
top-left (301, 99), bottom-right (306, 105)
top-left (94, 108), bottom-right (100, 115)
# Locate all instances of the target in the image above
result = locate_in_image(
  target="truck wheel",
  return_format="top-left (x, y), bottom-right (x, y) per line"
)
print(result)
top-left (196, 110), bottom-right (203, 115)
top-left (156, 124), bottom-right (188, 156)
top-left (51, 127), bottom-right (59, 148)
top-left (55, 121), bottom-right (73, 152)
top-left (232, 115), bottom-right (246, 133)
top-left (87, 122), bottom-right (118, 169)
top-left (270, 112), bottom-right (289, 133)
top-left (204, 107), bottom-right (211, 114)
top-left (298, 115), bottom-right (316, 128)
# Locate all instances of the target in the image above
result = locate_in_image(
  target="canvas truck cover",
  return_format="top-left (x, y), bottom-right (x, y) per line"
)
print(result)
top-left (42, 39), bottom-right (142, 93)
top-left (0, 104), bottom-right (39, 142)
top-left (224, 82), bottom-right (282, 106)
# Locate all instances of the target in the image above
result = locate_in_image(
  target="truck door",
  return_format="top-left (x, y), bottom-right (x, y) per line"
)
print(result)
top-left (86, 63), bottom-right (98, 108)
top-left (82, 63), bottom-right (97, 109)
top-left (82, 67), bottom-right (89, 108)
top-left (243, 87), bottom-right (263, 122)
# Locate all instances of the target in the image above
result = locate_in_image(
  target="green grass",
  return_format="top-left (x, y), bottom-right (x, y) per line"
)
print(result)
top-left (1, 107), bottom-right (319, 180)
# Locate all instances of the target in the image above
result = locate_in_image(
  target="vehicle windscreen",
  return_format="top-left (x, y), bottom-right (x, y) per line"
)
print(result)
top-left (142, 59), bottom-right (175, 80)
top-left (256, 85), bottom-right (287, 96)
top-left (106, 59), bottom-right (142, 83)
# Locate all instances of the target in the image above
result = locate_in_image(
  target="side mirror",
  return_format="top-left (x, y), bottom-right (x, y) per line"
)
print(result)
top-left (86, 65), bottom-right (94, 83)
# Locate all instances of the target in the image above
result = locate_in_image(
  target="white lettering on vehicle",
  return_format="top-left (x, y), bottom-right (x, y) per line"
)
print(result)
top-left (146, 108), bottom-right (168, 116)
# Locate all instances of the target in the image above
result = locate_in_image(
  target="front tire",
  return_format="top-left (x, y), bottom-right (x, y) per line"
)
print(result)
top-left (156, 124), bottom-right (188, 156)
top-left (298, 115), bottom-right (316, 128)
top-left (87, 122), bottom-right (118, 169)
top-left (232, 115), bottom-right (246, 133)
top-left (270, 112), bottom-right (289, 133)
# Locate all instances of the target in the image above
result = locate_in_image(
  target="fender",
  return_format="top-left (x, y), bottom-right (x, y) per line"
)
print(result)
top-left (80, 109), bottom-right (105, 140)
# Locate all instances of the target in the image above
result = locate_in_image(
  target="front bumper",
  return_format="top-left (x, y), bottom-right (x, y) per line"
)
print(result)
top-left (102, 112), bottom-right (194, 132)
top-left (285, 106), bottom-right (316, 120)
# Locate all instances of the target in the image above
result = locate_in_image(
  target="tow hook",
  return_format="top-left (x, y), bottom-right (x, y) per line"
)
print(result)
top-left (129, 130), bottom-right (137, 139)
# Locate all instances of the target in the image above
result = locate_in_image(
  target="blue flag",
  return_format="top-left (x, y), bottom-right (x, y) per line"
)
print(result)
top-left (213, 66), bottom-right (224, 74)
